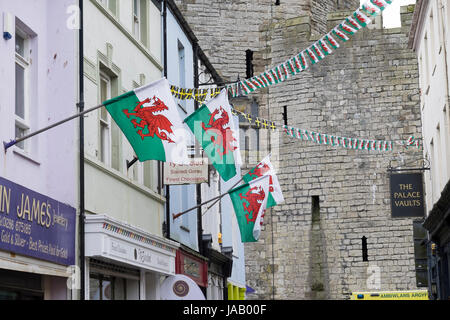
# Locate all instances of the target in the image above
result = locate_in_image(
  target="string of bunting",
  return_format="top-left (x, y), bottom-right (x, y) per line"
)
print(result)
top-left (170, 85), bottom-right (222, 103)
top-left (231, 107), bottom-right (421, 152)
top-left (226, 0), bottom-right (393, 97)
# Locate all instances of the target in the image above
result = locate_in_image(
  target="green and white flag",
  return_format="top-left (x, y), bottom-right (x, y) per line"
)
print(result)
top-left (243, 154), bottom-right (284, 208)
top-left (229, 175), bottom-right (270, 242)
top-left (184, 90), bottom-right (241, 181)
top-left (104, 78), bottom-right (189, 164)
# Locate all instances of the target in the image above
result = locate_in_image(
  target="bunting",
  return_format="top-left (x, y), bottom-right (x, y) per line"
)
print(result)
top-left (170, 85), bottom-right (222, 103)
top-left (230, 107), bottom-right (420, 153)
top-left (226, 0), bottom-right (393, 97)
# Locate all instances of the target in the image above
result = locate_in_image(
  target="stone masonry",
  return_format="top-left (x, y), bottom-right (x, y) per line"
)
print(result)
top-left (175, 1), bottom-right (423, 299)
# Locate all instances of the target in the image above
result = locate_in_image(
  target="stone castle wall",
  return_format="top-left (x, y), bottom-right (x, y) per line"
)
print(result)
top-left (247, 6), bottom-right (422, 299)
top-left (174, 1), bottom-right (422, 299)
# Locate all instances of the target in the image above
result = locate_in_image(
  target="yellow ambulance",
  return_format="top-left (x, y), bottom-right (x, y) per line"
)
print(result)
top-left (351, 290), bottom-right (429, 300)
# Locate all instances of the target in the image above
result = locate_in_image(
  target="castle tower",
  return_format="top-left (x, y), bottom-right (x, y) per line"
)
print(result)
top-left (174, 1), bottom-right (423, 299)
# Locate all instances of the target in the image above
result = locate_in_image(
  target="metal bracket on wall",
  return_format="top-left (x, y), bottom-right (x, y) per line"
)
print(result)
top-left (387, 157), bottom-right (431, 172)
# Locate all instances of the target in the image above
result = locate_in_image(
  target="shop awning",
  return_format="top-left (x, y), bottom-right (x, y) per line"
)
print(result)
top-left (160, 274), bottom-right (205, 300)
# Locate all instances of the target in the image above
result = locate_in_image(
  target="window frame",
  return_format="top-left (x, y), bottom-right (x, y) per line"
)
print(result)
top-left (99, 72), bottom-right (112, 166)
top-left (14, 27), bottom-right (31, 151)
top-left (133, 0), bottom-right (141, 40)
top-left (98, 0), bottom-right (118, 16)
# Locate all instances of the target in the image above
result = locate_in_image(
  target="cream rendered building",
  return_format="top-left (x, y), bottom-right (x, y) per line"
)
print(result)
top-left (82, 0), bottom-right (178, 300)
top-left (409, 0), bottom-right (450, 299)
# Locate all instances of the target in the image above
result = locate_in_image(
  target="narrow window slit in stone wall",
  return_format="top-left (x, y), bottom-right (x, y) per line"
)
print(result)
top-left (362, 236), bottom-right (368, 262)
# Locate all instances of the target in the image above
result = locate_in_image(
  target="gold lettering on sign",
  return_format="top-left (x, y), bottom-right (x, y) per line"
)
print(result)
top-left (0, 185), bottom-right (11, 214)
top-left (393, 182), bottom-right (422, 207)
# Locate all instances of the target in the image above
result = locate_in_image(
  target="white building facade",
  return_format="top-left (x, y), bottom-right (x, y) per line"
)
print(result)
top-left (0, 0), bottom-right (78, 300)
top-left (82, 0), bottom-right (179, 300)
top-left (409, 0), bottom-right (450, 300)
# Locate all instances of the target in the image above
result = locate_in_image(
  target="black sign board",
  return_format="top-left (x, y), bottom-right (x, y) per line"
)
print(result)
top-left (390, 173), bottom-right (425, 218)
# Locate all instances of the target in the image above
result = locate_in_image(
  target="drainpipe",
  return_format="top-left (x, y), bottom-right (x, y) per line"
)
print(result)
top-left (78, 0), bottom-right (86, 301)
top-left (193, 42), bottom-right (203, 255)
top-left (163, 0), bottom-right (171, 240)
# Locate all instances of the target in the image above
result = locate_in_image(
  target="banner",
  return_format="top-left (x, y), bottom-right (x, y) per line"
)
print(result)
top-left (0, 176), bottom-right (76, 265)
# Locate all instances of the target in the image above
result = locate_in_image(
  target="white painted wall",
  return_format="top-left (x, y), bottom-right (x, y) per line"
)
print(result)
top-left (83, 0), bottom-right (165, 235)
top-left (414, 0), bottom-right (450, 213)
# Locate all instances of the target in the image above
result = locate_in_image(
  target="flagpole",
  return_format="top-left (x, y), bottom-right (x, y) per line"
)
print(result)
top-left (3, 103), bottom-right (104, 152)
top-left (172, 152), bottom-right (274, 220)
top-left (200, 152), bottom-right (273, 217)
top-left (172, 176), bottom-right (244, 220)
top-left (172, 191), bottom-right (230, 221)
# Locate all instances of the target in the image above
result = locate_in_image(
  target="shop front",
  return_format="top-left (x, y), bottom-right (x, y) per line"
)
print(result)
top-left (0, 176), bottom-right (76, 300)
top-left (84, 215), bottom-right (179, 300)
top-left (175, 244), bottom-right (208, 296)
top-left (423, 179), bottom-right (450, 300)
top-left (201, 234), bottom-right (233, 300)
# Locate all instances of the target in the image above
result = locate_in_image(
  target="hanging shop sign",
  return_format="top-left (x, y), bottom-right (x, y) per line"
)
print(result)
top-left (389, 173), bottom-right (425, 218)
top-left (175, 248), bottom-right (208, 288)
top-left (0, 176), bottom-right (76, 265)
top-left (164, 158), bottom-right (209, 185)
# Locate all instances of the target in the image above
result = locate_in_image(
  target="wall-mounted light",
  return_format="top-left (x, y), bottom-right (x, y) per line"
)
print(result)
top-left (275, 0), bottom-right (280, 5)
top-left (3, 12), bottom-right (13, 40)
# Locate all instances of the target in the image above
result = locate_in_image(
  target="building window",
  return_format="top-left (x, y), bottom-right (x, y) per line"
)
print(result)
top-left (99, 73), bottom-right (112, 166)
top-left (245, 49), bottom-right (254, 79)
top-left (423, 33), bottom-right (430, 93)
top-left (237, 100), bottom-right (261, 164)
top-left (362, 236), bottom-right (368, 262)
top-left (430, 139), bottom-right (436, 201)
top-left (133, 0), bottom-right (141, 39)
top-left (15, 27), bottom-right (31, 151)
top-left (89, 273), bottom-right (138, 300)
top-left (132, 0), bottom-right (149, 46)
top-left (99, 0), bottom-right (117, 15)
top-left (429, 9), bottom-right (436, 74)
top-left (178, 40), bottom-right (187, 112)
top-left (143, 161), bottom-right (154, 190)
top-left (413, 221), bottom-right (428, 288)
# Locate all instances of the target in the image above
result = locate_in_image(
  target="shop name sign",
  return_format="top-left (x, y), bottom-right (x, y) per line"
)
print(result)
top-left (107, 237), bottom-right (172, 272)
top-left (0, 176), bottom-right (76, 265)
top-left (389, 173), bottom-right (425, 218)
top-left (164, 158), bottom-right (208, 185)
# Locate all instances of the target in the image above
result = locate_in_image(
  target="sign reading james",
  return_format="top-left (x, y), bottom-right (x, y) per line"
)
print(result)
top-left (389, 173), bottom-right (425, 218)
top-left (164, 158), bottom-right (209, 185)
top-left (0, 176), bottom-right (76, 265)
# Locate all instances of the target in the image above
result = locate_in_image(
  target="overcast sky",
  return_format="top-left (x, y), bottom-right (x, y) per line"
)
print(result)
top-left (360, 0), bottom-right (417, 28)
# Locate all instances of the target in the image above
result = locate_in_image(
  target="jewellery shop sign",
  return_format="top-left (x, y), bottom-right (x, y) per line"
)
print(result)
top-left (0, 176), bottom-right (76, 265)
top-left (389, 173), bottom-right (425, 218)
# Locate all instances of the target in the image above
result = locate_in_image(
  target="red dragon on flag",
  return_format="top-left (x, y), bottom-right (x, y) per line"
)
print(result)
top-left (201, 106), bottom-right (238, 158)
top-left (123, 96), bottom-right (175, 143)
top-left (239, 186), bottom-right (266, 224)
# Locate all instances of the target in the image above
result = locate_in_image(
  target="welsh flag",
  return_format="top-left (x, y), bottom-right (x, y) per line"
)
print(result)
top-left (346, 16), bottom-right (362, 30)
top-left (370, 0), bottom-right (388, 11)
top-left (184, 90), bottom-right (241, 181)
top-left (353, 9), bottom-right (371, 28)
top-left (243, 154), bottom-right (284, 208)
top-left (104, 78), bottom-right (189, 164)
top-left (229, 175), bottom-right (270, 242)
top-left (332, 27), bottom-right (350, 41)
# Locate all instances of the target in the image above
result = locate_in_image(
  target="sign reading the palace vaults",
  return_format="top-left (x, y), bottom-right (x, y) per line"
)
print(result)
top-left (389, 173), bottom-right (425, 218)
top-left (0, 176), bottom-right (76, 265)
